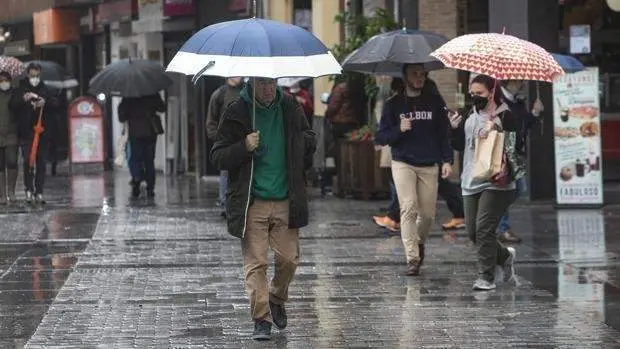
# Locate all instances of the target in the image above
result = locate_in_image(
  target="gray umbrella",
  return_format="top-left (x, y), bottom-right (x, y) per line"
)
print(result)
top-left (342, 29), bottom-right (448, 76)
top-left (88, 59), bottom-right (173, 98)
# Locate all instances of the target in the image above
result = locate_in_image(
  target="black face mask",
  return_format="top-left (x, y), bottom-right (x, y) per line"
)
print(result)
top-left (471, 95), bottom-right (489, 111)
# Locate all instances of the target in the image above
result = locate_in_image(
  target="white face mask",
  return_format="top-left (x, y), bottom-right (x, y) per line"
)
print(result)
top-left (0, 82), bottom-right (10, 91)
top-left (29, 77), bottom-right (40, 87)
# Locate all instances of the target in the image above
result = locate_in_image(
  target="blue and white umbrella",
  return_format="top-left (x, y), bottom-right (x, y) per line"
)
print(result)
top-left (166, 18), bottom-right (342, 80)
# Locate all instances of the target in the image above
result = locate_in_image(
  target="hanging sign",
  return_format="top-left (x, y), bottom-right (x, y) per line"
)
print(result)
top-left (553, 67), bottom-right (603, 205)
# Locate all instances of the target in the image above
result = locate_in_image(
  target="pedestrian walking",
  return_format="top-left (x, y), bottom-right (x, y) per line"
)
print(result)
top-left (206, 77), bottom-right (244, 216)
top-left (496, 80), bottom-right (544, 243)
top-left (211, 78), bottom-right (316, 341)
top-left (0, 71), bottom-right (20, 204)
top-left (13, 63), bottom-right (56, 204)
top-left (118, 94), bottom-right (165, 199)
top-left (375, 63), bottom-right (454, 277)
top-left (450, 74), bottom-right (518, 291)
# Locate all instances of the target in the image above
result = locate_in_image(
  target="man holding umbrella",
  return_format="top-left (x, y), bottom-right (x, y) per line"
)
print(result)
top-left (211, 77), bottom-right (316, 341)
top-left (13, 63), bottom-right (56, 204)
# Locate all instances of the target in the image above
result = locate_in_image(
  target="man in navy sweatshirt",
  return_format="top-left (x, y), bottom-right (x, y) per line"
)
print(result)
top-left (375, 63), bottom-right (453, 276)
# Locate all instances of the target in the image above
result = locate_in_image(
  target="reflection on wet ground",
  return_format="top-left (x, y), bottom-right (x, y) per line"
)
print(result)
top-left (0, 171), bottom-right (619, 347)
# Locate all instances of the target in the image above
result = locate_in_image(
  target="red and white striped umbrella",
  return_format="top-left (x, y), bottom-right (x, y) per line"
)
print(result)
top-left (430, 33), bottom-right (564, 82)
top-left (0, 56), bottom-right (25, 78)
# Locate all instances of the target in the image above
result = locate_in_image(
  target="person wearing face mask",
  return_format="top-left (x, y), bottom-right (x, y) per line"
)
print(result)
top-left (495, 80), bottom-right (545, 243)
top-left (0, 71), bottom-right (20, 204)
top-left (375, 63), bottom-right (454, 277)
top-left (449, 74), bottom-right (519, 291)
top-left (13, 63), bottom-right (56, 204)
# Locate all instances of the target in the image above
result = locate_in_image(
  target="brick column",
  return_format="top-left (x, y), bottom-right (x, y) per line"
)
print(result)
top-left (312, 0), bottom-right (342, 116)
top-left (419, 0), bottom-right (458, 109)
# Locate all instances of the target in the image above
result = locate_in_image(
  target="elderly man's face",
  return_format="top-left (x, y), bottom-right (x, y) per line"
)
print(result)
top-left (254, 78), bottom-right (277, 105)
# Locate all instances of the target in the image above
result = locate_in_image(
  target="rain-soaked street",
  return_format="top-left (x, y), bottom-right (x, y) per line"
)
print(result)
top-left (0, 170), bottom-right (619, 348)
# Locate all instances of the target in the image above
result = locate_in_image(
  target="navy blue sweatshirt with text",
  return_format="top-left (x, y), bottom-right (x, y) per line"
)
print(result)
top-left (375, 92), bottom-right (453, 166)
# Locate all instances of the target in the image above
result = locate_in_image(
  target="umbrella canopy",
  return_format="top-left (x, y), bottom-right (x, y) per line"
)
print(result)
top-left (342, 29), bottom-right (447, 76)
top-left (277, 77), bottom-right (308, 88)
top-left (551, 53), bottom-right (585, 73)
top-left (430, 33), bottom-right (564, 82)
top-left (89, 59), bottom-right (172, 98)
top-left (25, 60), bottom-right (78, 89)
top-left (166, 18), bottom-right (342, 80)
top-left (0, 56), bottom-right (25, 78)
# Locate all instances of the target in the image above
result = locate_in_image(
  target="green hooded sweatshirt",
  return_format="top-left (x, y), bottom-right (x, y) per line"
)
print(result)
top-left (240, 84), bottom-right (289, 200)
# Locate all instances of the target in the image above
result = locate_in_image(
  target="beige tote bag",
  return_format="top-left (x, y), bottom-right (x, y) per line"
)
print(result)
top-left (473, 130), bottom-right (504, 181)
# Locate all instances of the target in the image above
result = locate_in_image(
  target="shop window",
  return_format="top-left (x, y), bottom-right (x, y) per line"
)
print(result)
top-left (294, 0), bottom-right (312, 31)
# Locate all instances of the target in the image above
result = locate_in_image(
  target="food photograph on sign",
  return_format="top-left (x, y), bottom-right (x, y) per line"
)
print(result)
top-left (553, 68), bottom-right (604, 205)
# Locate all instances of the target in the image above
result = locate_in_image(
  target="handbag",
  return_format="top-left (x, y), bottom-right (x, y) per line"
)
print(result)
top-left (114, 122), bottom-right (129, 168)
top-left (472, 129), bottom-right (504, 181)
top-left (151, 114), bottom-right (164, 135)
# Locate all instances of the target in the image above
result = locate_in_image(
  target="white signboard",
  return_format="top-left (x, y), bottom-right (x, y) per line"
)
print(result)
top-left (553, 68), bottom-right (603, 205)
top-left (570, 25), bottom-right (591, 54)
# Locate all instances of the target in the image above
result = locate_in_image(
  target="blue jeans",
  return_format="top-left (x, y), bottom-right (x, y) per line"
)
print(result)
top-left (497, 177), bottom-right (525, 234)
top-left (128, 137), bottom-right (156, 191)
top-left (219, 170), bottom-right (228, 206)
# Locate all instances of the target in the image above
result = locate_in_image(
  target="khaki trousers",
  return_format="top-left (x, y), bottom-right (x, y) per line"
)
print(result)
top-left (242, 199), bottom-right (300, 322)
top-left (391, 161), bottom-right (439, 263)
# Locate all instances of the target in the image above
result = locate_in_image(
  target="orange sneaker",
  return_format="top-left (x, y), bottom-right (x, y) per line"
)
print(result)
top-left (442, 218), bottom-right (465, 230)
top-left (373, 216), bottom-right (400, 231)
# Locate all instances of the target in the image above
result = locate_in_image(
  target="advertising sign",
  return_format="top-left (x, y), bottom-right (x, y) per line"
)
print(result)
top-left (553, 68), bottom-right (603, 205)
top-left (163, 0), bottom-right (194, 17)
top-left (68, 97), bottom-right (105, 164)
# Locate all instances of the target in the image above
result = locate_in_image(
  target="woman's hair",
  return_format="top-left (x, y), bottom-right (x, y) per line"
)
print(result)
top-left (470, 74), bottom-right (502, 106)
top-left (391, 77), bottom-right (404, 94)
top-left (0, 71), bottom-right (11, 81)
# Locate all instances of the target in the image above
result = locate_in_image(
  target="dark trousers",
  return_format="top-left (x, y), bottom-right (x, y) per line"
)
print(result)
top-left (128, 137), bottom-right (156, 191)
top-left (0, 145), bottom-right (18, 170)
top-left (463, 189), bottom-right (515, 282)
top-left (438, 176), bottom-right (465, 219)
top-left (20, 138), bottom-right (47, 194)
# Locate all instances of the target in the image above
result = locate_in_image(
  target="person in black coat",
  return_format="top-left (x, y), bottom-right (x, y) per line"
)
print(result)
top-left (12, 63), bottom-right (58, 204)
top-left (118, 93), bottom-right (165, 198)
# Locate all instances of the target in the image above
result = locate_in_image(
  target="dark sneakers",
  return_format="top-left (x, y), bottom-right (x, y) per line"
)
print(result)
top-left (252, 320), bottom-right (272, 341)
top-left (131, 182), bottom-right (141, 198)
top-left (406, 259), bottom-right (421, 276)
top-left (269, 301), bottom-right (287, 329)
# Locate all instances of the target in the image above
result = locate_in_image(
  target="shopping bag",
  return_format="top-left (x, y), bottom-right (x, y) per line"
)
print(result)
top-left (114, 123), bottom-right (129, 168)
top-left (472, 130), bottom-right (505, 181)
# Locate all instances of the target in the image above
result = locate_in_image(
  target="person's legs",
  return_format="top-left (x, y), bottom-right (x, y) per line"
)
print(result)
top-left (497, 177), bottom-right (524, 242)
top-left (373, 169), bottom-right (400, 231)
top-left (143, 138), bottom-right (157, 196)
top-left (241, 200), bottom-right (272, 340)
top-left (128, 138), bottom-right (145, 197)
top-left (462, 193), bottom-right (480, 244)
top-left (20, 142), bottom-right (34, 199)
top-left (268, 200), bottom-right (300, 330)
top-left (0, 147), bottom-right (6, 204)
top-left (413, 165), bottom-right (439, 266)
top-left (475, 190), bottom-right (516, 284)
top-left (439, 175), bottom-right (466, 229)
top-left (392, 161), bottom-right (421, 273)
top-left (5, 145), bottom-right (17, 202)
top-left (34, 137), bottom-right (47, 197)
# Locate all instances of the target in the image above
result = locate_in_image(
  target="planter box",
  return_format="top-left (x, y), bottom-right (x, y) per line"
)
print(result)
top-left (335, 140), bottom-right (389, 200)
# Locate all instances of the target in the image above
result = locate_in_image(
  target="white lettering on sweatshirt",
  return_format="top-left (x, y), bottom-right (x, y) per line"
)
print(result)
top-left (399, 111), bottom-right (433, 120)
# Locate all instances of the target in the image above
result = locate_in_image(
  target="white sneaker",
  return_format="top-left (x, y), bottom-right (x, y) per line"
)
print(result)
top-left (473, 278), bottom-right (496, 291)
top-left (503, 247), bottom-right (516, 283)
top-left (25, 191), bottom-right (34, 203)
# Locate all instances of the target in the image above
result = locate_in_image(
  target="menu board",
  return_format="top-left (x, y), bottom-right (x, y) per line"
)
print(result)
top-left (553, 68), bottom-right (603, 205)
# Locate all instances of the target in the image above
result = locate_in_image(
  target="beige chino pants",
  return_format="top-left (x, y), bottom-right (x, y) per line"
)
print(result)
top-left (391, 161), bottom-right (439, 263)
top-left (242, 199), bottom-right (300, 322)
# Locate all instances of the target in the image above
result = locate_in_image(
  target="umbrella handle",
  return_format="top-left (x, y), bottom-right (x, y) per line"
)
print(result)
top-left (536, 82), bottom-right (540, 100)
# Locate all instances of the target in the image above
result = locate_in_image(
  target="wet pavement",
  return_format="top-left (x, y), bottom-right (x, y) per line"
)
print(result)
top-left (0, 168), bottom-right (619, 348)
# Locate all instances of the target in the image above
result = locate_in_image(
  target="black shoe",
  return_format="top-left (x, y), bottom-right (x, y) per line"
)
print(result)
top-left (252, 320), bottom-right (271, 341)
top-left (220, 211), bottom-right (226, 219)
top-left (269, 300), bottom-right (287, 329)
top-left (131, 182), bottom-right (141, 198)
top-left (406, 259), bottom-right (421, 276)
top-left (146, 190), bottom-right (155, 198)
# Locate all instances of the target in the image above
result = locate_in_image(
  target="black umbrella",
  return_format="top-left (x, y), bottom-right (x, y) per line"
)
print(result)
top-left (25, 60), bottom-right (78, 89)
top-left (89, 59), bottom-right (173, 98)
top-left (342, 29), bottom-right (448, 76)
